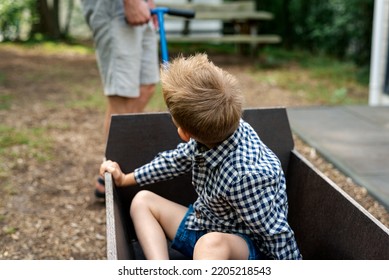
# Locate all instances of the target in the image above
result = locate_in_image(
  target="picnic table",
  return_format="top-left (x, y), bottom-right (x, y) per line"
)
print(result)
top-left (155, 1), bottom-right (281, 54)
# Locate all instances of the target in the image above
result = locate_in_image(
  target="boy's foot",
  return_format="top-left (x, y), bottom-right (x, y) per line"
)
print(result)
top-left (95, 177), bottom-right (106, 200)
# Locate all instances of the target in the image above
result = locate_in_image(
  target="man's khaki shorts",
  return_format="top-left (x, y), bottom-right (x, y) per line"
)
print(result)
top-left (89, 6), bottom-right (160, 97)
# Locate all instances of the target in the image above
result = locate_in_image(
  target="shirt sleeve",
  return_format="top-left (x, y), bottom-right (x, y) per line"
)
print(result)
top-left (226, 171), bottom-right (301, 260)
top-left (134, 142), bottom-right (193, 186)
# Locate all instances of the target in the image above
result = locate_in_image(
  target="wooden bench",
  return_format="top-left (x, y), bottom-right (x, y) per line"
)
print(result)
top-left (104, 108), bottom-right (389, 260)
top-left (155, 0), bottom-right (281, 51)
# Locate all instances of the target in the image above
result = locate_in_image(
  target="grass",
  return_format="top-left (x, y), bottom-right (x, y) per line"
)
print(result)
top-left (0, 125), bottom-right (54, 163)
top-left (258, 47), bottom-right (369, 85)
top-left (149, 42), bottom-right (370, 107)
top-left (3, 226), bottom-right (17, 235)
top-left (146, 83), bottom-right (166, 112)
top-left (0, 124), bottom-right (53, 199)
top-left (0, 42), bottom-right (370, 160)
top-left (0, 72), bottom-right (12, 110)
top-left (0, 94), bottom-right (12, 110)
top-left (145, 45), bottom-right (369, 108)
top-left (1, 41), bottom-right (369, 110)
top-left (253, 47), bottom-right (369, 105)
top-left (0, 125), bottom-right (32, 198)
top-left (65, 84), bottom-right (106, 112)
top-left (0, 40), bottom-right (94, 56)
top-left (0, 125), bottom-right (29, 150)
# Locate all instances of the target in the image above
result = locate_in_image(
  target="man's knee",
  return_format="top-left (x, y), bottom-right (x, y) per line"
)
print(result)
top-left (107, 96), bottom-right (134, 114)
top-left (141, 84), bottom-right (156, 95)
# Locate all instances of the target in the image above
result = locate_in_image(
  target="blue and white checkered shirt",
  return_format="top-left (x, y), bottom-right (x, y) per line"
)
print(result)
top-left (135, 120), bottom-right (302, 260)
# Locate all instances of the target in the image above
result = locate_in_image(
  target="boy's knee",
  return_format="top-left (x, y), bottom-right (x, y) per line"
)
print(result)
top-left (194, 233), bottom-right (250, 260)
top-left (194, 232), bottom-right (229, 258)
top-left (130, 190), bottom-right (153, 216)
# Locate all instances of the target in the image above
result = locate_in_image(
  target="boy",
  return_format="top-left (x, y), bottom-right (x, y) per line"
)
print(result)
top-left (100, 54), bottom-right (302, 260)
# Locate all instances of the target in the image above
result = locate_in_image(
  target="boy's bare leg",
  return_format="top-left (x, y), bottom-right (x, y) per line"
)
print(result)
top-left (130, 190), bottom-right (188, 260)
top-left (193, 232), bottom-right (250, 260)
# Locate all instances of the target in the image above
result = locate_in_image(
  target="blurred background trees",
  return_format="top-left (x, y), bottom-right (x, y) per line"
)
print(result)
top-left (0, 0), bottom-right (375, 67)
top-left (0, 0), bottom-right (75, 41)
top-left (256, 0), bottom-right (374, 66)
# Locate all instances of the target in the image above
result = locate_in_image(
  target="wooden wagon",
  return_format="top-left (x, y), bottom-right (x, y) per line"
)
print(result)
top-left (104, 108), bottom-right (389, 260)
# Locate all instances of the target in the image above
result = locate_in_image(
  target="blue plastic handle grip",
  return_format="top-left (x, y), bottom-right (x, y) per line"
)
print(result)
top-left (151, 7), bottom-right (195, 64)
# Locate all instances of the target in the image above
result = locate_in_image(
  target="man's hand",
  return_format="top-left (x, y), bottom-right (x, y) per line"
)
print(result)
top-left (124, 0), bottom-right (154, 26)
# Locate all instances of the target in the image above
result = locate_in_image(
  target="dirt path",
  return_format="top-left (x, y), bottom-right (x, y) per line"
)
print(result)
top-left (0, 46), bottom-right (388, 259)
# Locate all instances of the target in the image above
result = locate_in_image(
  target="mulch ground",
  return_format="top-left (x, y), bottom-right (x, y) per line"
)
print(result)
top-left (0, 46), bottom-right (388, 259)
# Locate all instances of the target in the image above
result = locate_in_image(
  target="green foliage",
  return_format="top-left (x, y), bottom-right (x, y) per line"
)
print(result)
top-left (256, 0), bottom-right (374, 67)
top-left (1, 0), bottom-right (375, 67)
top-left (0, 0), bottom-right (76, 42)
top-left (0, 0), bottom-right (35, 41)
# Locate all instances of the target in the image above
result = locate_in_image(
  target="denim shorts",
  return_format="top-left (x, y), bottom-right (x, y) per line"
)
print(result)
top-left (171, 205), bottom-right (267, 260)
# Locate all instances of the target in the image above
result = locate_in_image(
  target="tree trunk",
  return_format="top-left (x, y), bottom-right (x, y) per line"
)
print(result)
top-left (282, 0), bottom-right (292, 49)
top-left (30, 0), bottom-right (61, 39)
top-left (63, 0), bottom-right (75, 36)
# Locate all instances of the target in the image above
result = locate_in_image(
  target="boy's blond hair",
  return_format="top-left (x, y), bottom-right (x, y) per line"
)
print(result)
top-left (161, 53), bottom-right (243, 145)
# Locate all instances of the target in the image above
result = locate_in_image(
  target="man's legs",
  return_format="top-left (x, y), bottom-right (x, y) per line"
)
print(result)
top-left (103, 84), bottom-right (156, 137)
top-left (130, 190), bottom-right (188, 260)
top-left (90, 7), bottom-right (159, 198)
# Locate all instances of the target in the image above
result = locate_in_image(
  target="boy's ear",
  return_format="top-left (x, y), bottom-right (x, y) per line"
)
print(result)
top-left (177, 127), bottom-right (191, 142)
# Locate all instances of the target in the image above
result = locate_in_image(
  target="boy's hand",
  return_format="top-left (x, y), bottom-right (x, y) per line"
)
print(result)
top-left (100, 160), bottom-right (126, 187)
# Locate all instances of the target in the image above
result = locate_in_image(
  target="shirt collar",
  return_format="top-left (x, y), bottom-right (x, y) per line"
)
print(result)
top-left (194, 120), bottom-right (243, 169)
